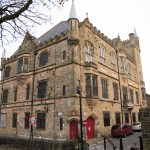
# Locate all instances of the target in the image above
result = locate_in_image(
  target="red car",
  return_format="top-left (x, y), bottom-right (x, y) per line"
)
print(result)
top-left (111, 124), bottom-right (133, 137)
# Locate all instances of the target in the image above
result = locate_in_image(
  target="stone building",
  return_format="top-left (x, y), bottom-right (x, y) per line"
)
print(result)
top-left (0, 1), bottom-right (147, 140)
top-left (146, 94), bottom-right (150, 107)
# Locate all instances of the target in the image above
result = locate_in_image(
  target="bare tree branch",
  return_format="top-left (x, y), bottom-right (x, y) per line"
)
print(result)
top-left (0, 0), bottom-right (33, 24)
top-left (0, 0), bottom-right (68, 48)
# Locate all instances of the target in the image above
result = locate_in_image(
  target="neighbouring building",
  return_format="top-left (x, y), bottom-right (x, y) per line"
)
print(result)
top-left (146, 94), bottom-right (150, 107)
top-left (0, 1), bottom-right (147, 140)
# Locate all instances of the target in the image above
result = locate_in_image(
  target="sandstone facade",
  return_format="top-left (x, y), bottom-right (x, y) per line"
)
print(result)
top-left (0, 2), bottom-right (147, 140)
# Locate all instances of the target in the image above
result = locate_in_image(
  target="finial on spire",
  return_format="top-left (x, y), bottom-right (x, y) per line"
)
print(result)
top-left (86, 12), bottom-right (88, 18)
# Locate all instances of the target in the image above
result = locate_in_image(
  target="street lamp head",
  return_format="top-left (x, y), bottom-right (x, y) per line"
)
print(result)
top-left (77, 80), bottom-right (82, 94)
top-left (76, 85), bottom-right (81, 94)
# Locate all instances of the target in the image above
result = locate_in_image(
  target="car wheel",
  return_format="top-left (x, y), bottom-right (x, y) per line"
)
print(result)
top-left (123, 133), bottom-right (126, 138)
top-left (131, 131), bottom-right (134, 135)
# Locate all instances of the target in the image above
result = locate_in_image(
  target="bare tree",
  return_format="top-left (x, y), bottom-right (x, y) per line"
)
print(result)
top-left (0, 0), bottom-right (68, 48)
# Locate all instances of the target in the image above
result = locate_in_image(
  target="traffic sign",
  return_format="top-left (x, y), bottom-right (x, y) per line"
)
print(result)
top-left (29, 116), bottom-right (36, 125)
top-left (83, 120), bottom-right (87, 126)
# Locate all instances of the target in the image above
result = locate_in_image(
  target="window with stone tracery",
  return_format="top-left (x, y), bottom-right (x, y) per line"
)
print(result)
top-left (18, 57), bottom-right (28, 73)
top-left (85, 41), bottom-right (93, 62)
top-left (120, 56), bottom-right (126, 73)
top-left (99, 44), bottom-right (106, 64)
top-left (86, 74), bottom-right (98, 97)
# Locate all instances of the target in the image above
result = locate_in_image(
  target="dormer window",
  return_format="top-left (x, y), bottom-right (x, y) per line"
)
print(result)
top-left (39, 51), bottom-right (48, 67)
top-left (5, 66), bottom-right (11, 78)
top-left (99, 44), bottom-right (105, 64)
top-left (18, 57), bottom-right (28, 73)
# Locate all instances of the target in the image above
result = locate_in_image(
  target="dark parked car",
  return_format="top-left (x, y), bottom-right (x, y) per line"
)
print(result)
top-left (111, 124), bottom-right (133, 137)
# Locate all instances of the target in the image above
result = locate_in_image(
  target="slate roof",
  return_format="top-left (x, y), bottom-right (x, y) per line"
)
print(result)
top-left (35, 21), bottom-right (68, 45)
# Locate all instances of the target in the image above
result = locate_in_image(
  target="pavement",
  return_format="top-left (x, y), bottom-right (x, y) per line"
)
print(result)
top-left (86, 137), bottom-right (104, 145)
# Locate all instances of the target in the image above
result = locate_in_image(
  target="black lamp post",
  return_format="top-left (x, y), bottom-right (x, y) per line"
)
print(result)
top-left (77, 80), bottom-right (84, 150)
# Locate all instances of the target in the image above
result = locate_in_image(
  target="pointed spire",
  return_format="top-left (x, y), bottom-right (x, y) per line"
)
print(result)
top-left (134, 28), bottom-right (138, 38)
top-left (1, 50), bottom-right (6, 59)
top-left (69, 0), bottom-right (77, 19)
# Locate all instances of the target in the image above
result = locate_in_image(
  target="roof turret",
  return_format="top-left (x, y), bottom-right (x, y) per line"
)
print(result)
top-left (69, 0), bottom-right (77, 19)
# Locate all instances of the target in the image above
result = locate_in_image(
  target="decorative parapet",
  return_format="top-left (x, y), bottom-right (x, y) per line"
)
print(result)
top-left (36, 31), bottom-right (68, 50)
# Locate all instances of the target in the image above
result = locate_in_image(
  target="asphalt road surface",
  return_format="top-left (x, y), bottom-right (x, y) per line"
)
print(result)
top-left (89, 132), bottom-right (142, 150)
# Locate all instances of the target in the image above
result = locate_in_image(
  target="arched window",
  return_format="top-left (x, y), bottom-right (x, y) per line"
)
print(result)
top-left (85, 41), bottom-right (93, 62)
top-left (99, 44), bottom-right (105, 64)
top-left (39, 51), bottom-right (48, 67)
top-left (110, 51), bottom-right (116, 70)
top-left (5, 66), bottom-right (11, 78)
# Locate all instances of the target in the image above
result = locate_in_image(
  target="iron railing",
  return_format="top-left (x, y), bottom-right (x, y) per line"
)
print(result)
top-left (101, 134), bottom-right (117, 150)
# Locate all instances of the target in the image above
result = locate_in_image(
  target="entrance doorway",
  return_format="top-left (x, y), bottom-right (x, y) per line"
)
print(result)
top-left (86, 117), bottom-right (94, 139)
top-left (70, 120), bottom-right (78, 139)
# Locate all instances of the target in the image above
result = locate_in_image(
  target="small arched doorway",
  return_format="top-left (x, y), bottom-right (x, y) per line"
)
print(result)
top-left (70, 120), bottom-right (78, 139)
top-left (86, 117), bottom-right (94, 139)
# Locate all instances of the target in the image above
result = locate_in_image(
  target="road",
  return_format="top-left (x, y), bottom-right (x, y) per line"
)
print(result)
top-left (89, 132), bottom-right (142, 150)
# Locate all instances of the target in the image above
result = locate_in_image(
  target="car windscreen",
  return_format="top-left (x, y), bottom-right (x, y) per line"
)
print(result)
top-left (112, 125), bottom-right (121, 131)
top-left (133, 123), bottom-right (140, 125)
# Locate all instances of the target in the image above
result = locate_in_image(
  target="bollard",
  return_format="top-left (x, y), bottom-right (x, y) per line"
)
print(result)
top-left (103, 137), bottom-right (106, 150)
top-left (120, 138), bottom-right (123, 150)
top-left (138, 136), bottom-right (143, 150)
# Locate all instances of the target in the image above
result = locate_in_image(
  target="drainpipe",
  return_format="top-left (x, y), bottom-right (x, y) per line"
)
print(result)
top-left (30, 51), bottom-right (37, 139)
top-left (116, 50), bottom-right (124, 123)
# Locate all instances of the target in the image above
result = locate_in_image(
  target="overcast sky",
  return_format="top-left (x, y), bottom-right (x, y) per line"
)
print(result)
top-left (1, 0), bottom-right (150, 94)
